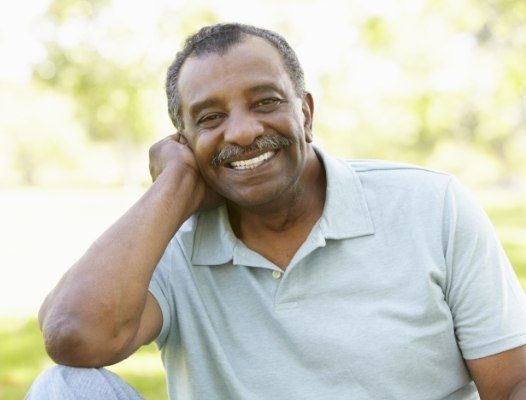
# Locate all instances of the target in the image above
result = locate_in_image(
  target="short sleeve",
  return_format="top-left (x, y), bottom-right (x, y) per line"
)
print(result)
top-left (443, 177), bottom-right (526, 359)
top-left (148, 240), bottom-right (176, 349)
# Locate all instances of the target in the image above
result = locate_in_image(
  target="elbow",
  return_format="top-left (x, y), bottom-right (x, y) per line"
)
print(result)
top-left (42, 314), bottom-right (132, 368)
top-left (43, 320), bottom-right (94, 367)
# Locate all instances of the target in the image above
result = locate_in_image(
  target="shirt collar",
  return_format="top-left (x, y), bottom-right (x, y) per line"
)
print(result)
top-left (315, 146), bottom-right (375, 240)
top-left (183, 145), bottom-right (375, 266)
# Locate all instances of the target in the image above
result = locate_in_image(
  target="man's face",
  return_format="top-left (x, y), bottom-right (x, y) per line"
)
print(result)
top-left (177, 35), bottom-right (314, 209)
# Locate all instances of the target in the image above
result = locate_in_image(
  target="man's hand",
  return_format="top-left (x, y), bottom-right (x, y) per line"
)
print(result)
top-left (38, 133), bottom-right (223, 368)
top-left (148, 132), bottom-right (223, 213)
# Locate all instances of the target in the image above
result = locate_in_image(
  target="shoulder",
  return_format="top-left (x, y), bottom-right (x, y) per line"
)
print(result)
top-left (344, 158), bottom-right (453, 201)
top-left (316, 146), bottom-right (451, 193)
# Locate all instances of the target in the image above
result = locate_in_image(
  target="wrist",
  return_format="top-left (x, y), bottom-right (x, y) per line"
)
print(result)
top-left (152, 164), bottom-right (202, 219)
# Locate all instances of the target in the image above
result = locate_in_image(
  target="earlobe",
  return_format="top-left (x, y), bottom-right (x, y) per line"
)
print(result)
top-left (302, 92), bottom-right (314, 143)
top-left (178, 132), bottom-right (189, 145)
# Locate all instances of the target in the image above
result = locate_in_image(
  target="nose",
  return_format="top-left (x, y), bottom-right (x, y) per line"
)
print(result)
top-left (224, 110), bottom-right (264, 147)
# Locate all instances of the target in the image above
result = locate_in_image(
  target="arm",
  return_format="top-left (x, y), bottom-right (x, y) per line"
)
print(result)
top-left (441, 178), bottom-right (526, 399)
top-left (39, 133), bottom-right (220, 367)
top-left (466, 345), bottom-right (526, 400)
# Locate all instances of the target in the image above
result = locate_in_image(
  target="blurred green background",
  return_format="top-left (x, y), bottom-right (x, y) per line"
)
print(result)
top-left (0, 0), bottom-right (525, 398)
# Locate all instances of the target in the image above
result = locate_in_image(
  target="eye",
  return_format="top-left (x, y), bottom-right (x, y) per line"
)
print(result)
top-left (197, 113), bottom-right (224, 128)
top-left (253, 97), bottom-right (286, 112)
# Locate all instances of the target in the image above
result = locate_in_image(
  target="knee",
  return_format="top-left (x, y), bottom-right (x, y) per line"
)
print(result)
top-left (27, 365), bottom-right (106, 399)
top-left (27, 365), bottom-right (142, 400)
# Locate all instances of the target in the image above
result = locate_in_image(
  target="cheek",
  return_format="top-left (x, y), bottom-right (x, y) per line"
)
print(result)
top-left (193, 132), bottom-right (219, 159)
top-left (266, 113), bottom-right (304, 136)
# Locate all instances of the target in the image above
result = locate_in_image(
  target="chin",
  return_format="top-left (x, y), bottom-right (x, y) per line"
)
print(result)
top-left (225, 183), bottom-right (297, 211)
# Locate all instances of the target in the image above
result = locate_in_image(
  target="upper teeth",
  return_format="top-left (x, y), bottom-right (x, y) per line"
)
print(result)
top-left (230, 151), bottom-right (274, 170)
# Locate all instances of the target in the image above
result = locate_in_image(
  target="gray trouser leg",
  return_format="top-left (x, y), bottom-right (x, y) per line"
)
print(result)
top-left (26, 365), bottom-right (144, 400)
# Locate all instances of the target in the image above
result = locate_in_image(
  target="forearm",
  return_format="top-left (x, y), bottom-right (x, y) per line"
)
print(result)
top-left (39, 167), bottom-right (198, 364)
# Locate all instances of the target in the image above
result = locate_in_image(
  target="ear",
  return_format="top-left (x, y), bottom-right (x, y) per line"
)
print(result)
top-left (301, 92), bottom-right (314, 143)
top-left (177, 131), bottom-right (188, 144)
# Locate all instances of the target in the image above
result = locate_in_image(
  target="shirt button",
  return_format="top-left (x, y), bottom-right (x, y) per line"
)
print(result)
top-left (272, 270), bottom-right (282, 279)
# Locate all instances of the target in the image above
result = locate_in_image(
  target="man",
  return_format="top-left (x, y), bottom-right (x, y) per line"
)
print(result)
top-left (28, 23), bottom-right (526, 399)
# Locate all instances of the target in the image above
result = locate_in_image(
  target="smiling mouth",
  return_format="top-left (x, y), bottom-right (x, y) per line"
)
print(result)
top-left (229, 151), bottom-right (275, 170)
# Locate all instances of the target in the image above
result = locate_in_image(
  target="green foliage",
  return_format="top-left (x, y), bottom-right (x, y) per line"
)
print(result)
top-left (0, 319), bottom-right (46, 399)
top-left (33, 1), bottom-right (155, 145)
top-left (362, 17), bottom-right (391, 50)
top-left (486, 201), bottom-right (526, 285)
top-left (36, 47), bottom-right (152, 144)
top-left (25, 0), bottom-right (219, 185)
top-left (47, 0), bottom-right (110, 24)
top-left (32, 0), bottom-right (222, 148)
top-left (308, 0), bottom-right (526, 186)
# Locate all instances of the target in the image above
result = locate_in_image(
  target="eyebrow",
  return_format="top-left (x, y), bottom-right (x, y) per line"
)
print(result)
top-left (189, 98), bottom-right (222, 120)
top-left (246, 83), bottom-right (282, 95)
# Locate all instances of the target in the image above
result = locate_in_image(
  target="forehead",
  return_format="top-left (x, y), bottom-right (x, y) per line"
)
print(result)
top-left (178, 36), bottom-right (294, 110)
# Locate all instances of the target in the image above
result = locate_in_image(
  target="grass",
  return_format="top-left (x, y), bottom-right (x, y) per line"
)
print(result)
top-left (0, 318), bottom-right (167, 399)
top-left (0, 191), bottom-right (524, 399)
top-left (486, 201), bottom-right (526, 286)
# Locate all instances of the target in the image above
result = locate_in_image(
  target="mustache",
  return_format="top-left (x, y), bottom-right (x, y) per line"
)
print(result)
top-left (211, 135), bottom-right (292, 167)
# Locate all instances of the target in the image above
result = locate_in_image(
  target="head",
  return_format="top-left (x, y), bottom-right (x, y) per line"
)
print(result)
top-left (166, 23), bottom-right (306, 131)
top-left (168, 24), bottom-right (317, 210)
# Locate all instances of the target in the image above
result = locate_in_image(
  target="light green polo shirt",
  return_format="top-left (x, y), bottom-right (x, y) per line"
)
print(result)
top-left (149, 147), bottom-right (526, 400)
